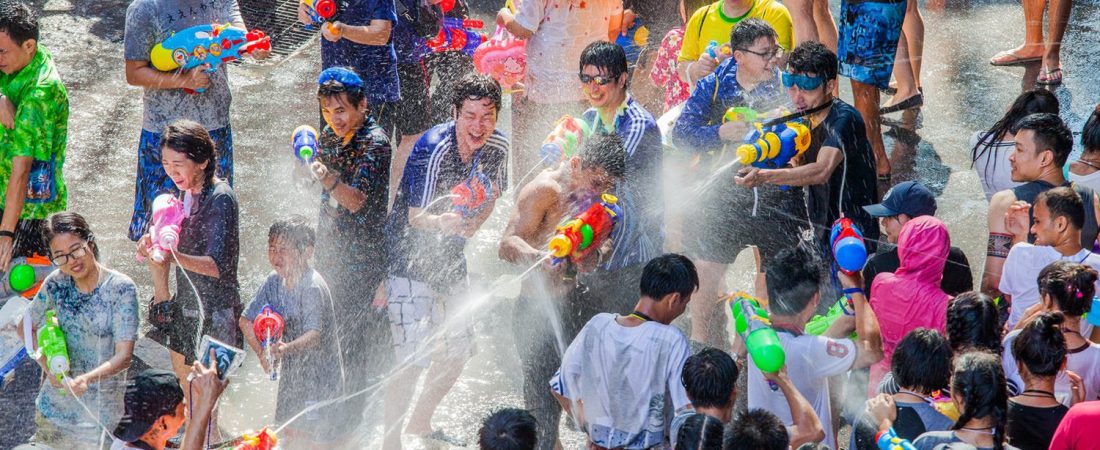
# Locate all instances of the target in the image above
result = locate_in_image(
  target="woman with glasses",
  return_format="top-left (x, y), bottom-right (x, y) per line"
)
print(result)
top-left (28, 211), bottom-right (139, 448)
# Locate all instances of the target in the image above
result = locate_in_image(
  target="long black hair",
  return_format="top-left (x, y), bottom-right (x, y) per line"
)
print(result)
top-left (951, 351), bottom-right (1009, 450)
top-left (972, 90), bottom-right (1059, 181)
top-left (946, 292), bottom-right (1003, 355)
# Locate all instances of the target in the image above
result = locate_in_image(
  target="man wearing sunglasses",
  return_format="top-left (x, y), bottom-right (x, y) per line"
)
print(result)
top-left (670, 19), bottom-right (807, 349)
top-left (735, 41), bottom-right (880, 298)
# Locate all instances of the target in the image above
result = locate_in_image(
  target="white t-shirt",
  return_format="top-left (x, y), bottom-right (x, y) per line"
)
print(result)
top-left (999, 244), bottom-right (1100, 329)
top-left (110, 439), bottom-right (145, 450)
top-left (747, 331), bottom-right (857, 450)
top-left (971, 131), bottom-right (1021, 202)
top-left (552, 313), bottom-right (691, 449)
top-left (513, 0), bottom-right (623, 104)
top-left (1002, 328), bottom-right (1100, 404)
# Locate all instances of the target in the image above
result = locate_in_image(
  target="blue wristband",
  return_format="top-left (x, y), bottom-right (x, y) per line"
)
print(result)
top-left (842, 287), bottom-right (863, 295)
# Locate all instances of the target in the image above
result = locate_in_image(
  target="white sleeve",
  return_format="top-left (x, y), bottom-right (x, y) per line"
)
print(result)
top-left (667, 335), bottom-right (692, 410)
top-left (550, 323), bottom-right (589, 401)
top-left (998, 244), bottom-right (1028, 296)
top-left (808, 336), bottom-right (858, 378)
top-left (513, 0), bottom-right (545, 33)
top-left (1001, 332), bottom-right (1024, 395)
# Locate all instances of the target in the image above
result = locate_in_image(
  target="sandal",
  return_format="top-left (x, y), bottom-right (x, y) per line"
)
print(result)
top-left (990, 49), bottom-right (1042, 66)
top-left (879, 93), bottom-right (924, 115)
top-left (1036, 67), bottom-right (1063, 86)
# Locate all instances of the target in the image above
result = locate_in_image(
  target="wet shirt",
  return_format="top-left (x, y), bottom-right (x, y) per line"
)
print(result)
top-left (0, 47), bottom-right (68, 220)
top-left (913, 431), bottom-right (1021, 450)
top-left (30, 269), bottom-right (139, 434)
top-left (321, 0), bottom-right (400, 104)
top-left (385, 122), bottom-right (509, 290)
top-left (392, 0), bottom-right (429, 65)
top-left (582, 97), bottom-right (663, 271)
top-left (678, 0), bottom-right (793, 62)
top-left (243, 270), bottom-right (342, 426)
top-left (176, 181), bottom-right (240, 310)
top-left (123, 0), bottom-right (243, 132)
top-left (314, 120), bottom-right (391, 276)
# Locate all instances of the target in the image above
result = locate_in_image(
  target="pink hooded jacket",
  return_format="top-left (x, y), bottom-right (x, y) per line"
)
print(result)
top-left (868, 216), bottom-right (952, 391)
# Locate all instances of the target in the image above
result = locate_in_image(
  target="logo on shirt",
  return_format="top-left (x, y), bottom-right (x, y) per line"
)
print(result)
top-left (826, 340), bottom-right (849, 358)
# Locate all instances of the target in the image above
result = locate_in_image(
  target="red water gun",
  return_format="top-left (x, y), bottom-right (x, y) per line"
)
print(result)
top-left (451, 172), bottom-right (493, 218)
top-left (548, 194), bottom-right (622, 265)
top-left (427, 18), bottom-right (485, 56)
top-left (235, 427), bottom-right (277, 450)
top-left (252, 305), bottom-right (285, 381)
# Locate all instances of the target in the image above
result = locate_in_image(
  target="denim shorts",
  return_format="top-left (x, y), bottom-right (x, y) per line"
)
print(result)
top-left (838, 0), bottom-right (907, 89)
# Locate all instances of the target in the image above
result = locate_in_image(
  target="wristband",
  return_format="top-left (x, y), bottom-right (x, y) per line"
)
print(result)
top-left (0, 230), bottom-right (14, 239)
top-left (842, 287), bottom-right (863, 295)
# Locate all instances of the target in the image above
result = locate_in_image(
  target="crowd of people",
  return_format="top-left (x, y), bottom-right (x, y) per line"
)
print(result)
top-left (0, 0), bottom-right (1098, 449)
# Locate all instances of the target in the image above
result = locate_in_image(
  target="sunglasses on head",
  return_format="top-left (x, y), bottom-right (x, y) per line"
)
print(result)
top-left (781, 72), bottom-right (825, 90)
top-left (578, 73), bottom-right (616, 86)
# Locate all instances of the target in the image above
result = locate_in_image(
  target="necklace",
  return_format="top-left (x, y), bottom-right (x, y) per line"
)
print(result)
top-left (1076, 158), bottom-right (1100, 171)
top-left (1020, 389), bottom-right (1056, 398)
top-left (629, 311), bottom-right (655, 323)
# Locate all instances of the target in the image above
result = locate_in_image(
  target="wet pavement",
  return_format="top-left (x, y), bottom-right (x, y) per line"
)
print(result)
top-left (2, 0), bottom-right (1100, 448)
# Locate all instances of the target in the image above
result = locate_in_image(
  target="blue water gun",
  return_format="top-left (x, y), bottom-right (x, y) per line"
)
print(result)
top-left (302, 0), bottom-right (338, 30)
top-left (615, 20), bottom-right (649, 65)
top-left (149, 23), bottom-right (271, 93)
top-left (426, 18), bottom-right (486, 56)
top-left (876, 428), bottom-right (917, 450)
top-left (705, 40), bottom-right (730, 59)
top-left (291, 125), bottom-right (319, 164)
top-left (735, 120), bottom-right (813, 169)
top-left (830, 217), bottom-right (868, 275)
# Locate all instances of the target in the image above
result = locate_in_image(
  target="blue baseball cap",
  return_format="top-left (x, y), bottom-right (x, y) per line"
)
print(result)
top-left (863, 181), bottom-right (937, 218)
top-left (318, 67), bottom-right (364, 92)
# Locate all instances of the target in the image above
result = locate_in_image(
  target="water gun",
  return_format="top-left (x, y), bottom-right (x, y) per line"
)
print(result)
top-left (473, 27), bottom-right (526, 88)
top-left (451, 172), bottom-right (494, 218)
top-left (540, 115), bottom-right (592, 165)
top-left (735, 120), bottom-right (813, 169)
top-left (830, 217), bottom-right (867, 274)
top-left (302, 0), bottom-right (337, 30)
top-left (724, 106), bottom-right (763, 124)
top-left (149, 23), bottom-right (271, 93)
top-left (427, 18), bottom-right (486, 56)
top-left (1089, 297), bottom-right (1100, 327)
top-left (805, 296), bottom-right (858, 338)
top-left (252, 304), bottom-right (285, 381)
top-left (729, 293), bottom-right (785, 374)
top-left (549, 194), bottom-right (622, 265)
top-left (141, 194), bottom-right (189, 264)
top-left (705, 40), bottom-right (731, 59)
top-left (292, 125), bottom-right (319, 164)
top-left (37, 310), bottom-right (70, 386)
top-left (931, 390), bottom-right (960, 421)
top-left (615, 20), bottom-right (649, 65)
top-left (875, 428), bottom-right (916, 450)
top-left (1, 255), bottom-right (55, 299)
top-left (235, 427), bottom-right (278, 450)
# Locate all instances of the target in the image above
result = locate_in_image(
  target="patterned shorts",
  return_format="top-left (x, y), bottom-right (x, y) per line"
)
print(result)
top-left (128, 126), bottom-right (234, 241)
top-left (385, 276), bottom-right (474, 368)
top-left (838, 0), bottom-right (907, 89)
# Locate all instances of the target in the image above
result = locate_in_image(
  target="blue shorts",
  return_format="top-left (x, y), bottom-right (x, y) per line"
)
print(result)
top-left (128, 126), bottom-right (234, 241)
top-left (838, 0), bottom-right (906, 89)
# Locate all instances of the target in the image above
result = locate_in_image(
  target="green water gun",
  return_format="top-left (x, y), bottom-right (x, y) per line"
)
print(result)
top-left (723, 106), bottom-right (762, 123)
top-left (730, 293), bottom-right (785, 373)
top-left (37, 310), bottom-right (70, 384)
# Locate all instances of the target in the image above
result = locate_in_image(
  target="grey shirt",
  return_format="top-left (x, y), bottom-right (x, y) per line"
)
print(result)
top-left (914, 431), bottom-right (1021, 450)
top-left (123, 0), bottom-right (243, 132)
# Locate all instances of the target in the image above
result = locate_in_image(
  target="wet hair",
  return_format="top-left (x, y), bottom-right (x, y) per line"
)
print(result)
top-left (42, 211), bottom-right (99, 259)
top-left (729, 19), bottom-right (777, 55)
top-left (950, 351), bottom-right (1009, 450)
top-left (972, 90), bottom-right (1058, 177)
top-left (160, 120), bottom-right (218, 186)
top-left (1084, 104), bottom-right (1100, 153)
top-left (1037, 261), bottom-right (1098, 317)
top-left (682, 347), bottom-right (738, 409)
top-left (317, 68), bottom-right (366, 108)
top-left (676, 413), bottom-right (725, 450)
top-left (1036, 186), bottom-right (1085, 231)
top-left (578, 132), bottom-right (627, 179)
top-left (452, 72), bottom-right (502, 115)
top-left (478, 408), bottom-right (537, 450)
top-left (268, 215), bottom-right (316, 253)
top-left (579, 41), bottom-right (629, 83)
top-left (946, 292), bottom-right (1002, 355)
top-left (786, 41), bottom-right (837, 81)
top-left (640, 253), bottom-right (699, 300)
top-left (765, 246), bottom-right (821, 316)
top-left (0, 1), bottom-right (38, 45)
top-left (1012, 312), bottom-right (1067, 378)
top-left (477, 407), bottom-right (536, 448)
top-left (1011, 113), bottom-right (1074, 167)
top-left (893, 328), bottom-right (952, 394)
top-left (724, 409), bottom-right (789, 450)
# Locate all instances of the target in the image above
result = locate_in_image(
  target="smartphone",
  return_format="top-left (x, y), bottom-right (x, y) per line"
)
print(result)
top-left (197, 335), bottom-right (245, 381)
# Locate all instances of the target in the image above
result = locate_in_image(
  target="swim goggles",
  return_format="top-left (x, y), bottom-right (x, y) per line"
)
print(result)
top-left (579, 73), bottom-right (616, 86)
top-left (781, 71), bottom-right (825, 90)
top-left (318, 67), bottom-right (364, 92)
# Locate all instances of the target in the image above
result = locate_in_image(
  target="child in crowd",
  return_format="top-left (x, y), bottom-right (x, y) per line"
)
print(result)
top-left (239, 216), bottom-right (345, 448)
top-left (478, 408), bottom-right (538, 450)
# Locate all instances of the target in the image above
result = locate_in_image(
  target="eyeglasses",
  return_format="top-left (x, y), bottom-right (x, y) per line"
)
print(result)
top-left (737, 47), bottom-right (783, 60)
top-left (51, 244), bottom-right (89, 266)
top-left (579, 73), bottom-right (616, 86)
top-left (781, 71), bottom-right (825, 90)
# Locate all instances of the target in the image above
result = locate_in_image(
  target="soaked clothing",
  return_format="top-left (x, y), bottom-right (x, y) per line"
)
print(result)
top-left (321, 0), bottom-right (400, 104)
top-left (837, 0), bottom-right (906, 89)
top-left (30, 269), bottom-right (139, 442)
top-left (913, 431), bottom-right (1021, 450)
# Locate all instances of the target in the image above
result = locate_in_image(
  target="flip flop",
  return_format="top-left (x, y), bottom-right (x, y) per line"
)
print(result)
top-left (1036, 67), bottom-right (1063, 86)
top-left (990, 50), bottom-right (1042, 66)
top-left (879, 93), bottom-right (924, 115)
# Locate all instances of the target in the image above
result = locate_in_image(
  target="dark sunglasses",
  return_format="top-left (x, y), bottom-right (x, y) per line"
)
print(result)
top-left (781, 71), bottom-right (825, 90)
top-left (579, 73), bottom-right (616, 86)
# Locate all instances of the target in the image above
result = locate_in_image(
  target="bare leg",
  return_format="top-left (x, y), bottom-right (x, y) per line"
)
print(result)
top-left (902, 0), bottom-right (924, 87)
top-left (403, 357), bottom-right (468, 435)
top-left (690, 260), bottom-right (729, 347)
top-left (388, 132), bottom-right (425, 211)
top-left (885, 33), bottom-right (919, 107)
top-left (813, 0), bottom-right (839, 53)
top-left (382, 365), bottom-right (426, 450)
top-left (1043, 0), bottom-right (1072, 70)
top-left (993, 0), bottom-right (1046, 61)
top-left (786, 0), bottom-right (820, 45)
top-left (851, 80), bottom-right (891, 177)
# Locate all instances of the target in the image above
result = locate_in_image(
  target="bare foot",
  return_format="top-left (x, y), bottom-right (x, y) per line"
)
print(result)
top-left (990, 45), bottom-right (1044, 65)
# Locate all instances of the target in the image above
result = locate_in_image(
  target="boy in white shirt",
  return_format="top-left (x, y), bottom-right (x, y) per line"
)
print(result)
top-left (746, 246), bottom-right (883, 449)
top-left (551, 254), bottom-right (696, 449)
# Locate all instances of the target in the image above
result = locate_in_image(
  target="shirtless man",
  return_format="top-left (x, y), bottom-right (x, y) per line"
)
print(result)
top-left (499, 132), bottom-right (627, 450)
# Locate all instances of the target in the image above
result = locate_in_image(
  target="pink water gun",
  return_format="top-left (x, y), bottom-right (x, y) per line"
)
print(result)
top-left (142, 194), bottom-right (188, 263)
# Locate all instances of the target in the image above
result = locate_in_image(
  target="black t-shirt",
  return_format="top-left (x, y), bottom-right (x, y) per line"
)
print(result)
top-left (864, 245), bottom-right (974, 296)
top-left (1006, 400), bottom-right (1068, 450)
top-left (805, 99), bottom-right (881, 253)
top-left (176, 181), bottom-right (239, 310)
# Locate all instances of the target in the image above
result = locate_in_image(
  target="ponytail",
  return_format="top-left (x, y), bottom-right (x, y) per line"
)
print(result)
top-left (951, 351), bottom-right (1009, 450)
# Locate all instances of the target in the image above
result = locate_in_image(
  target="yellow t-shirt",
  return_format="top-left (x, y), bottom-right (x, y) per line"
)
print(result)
top-left (678, 0), bottom-right (794, 62)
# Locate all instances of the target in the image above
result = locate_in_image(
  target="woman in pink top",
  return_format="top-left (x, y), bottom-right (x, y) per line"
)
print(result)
top-left (869, 215), bottom-right (952, 391)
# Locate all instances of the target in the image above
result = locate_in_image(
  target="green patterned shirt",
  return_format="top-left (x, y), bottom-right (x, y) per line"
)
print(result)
top-left (0, 47), bottom-right (68, 219)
